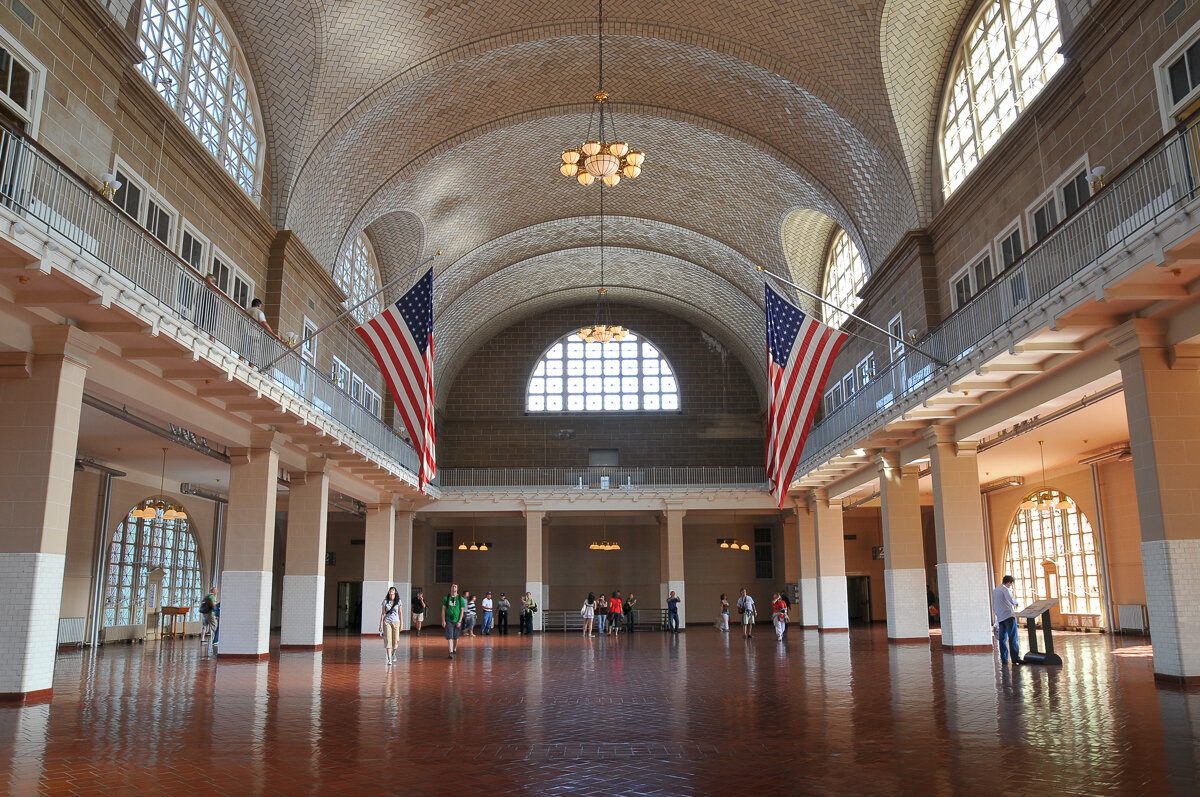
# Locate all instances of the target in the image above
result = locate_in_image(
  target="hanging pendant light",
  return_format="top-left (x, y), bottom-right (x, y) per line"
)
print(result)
top-left (1020, 441), bottom-right (1054, 512)
top-left (138, 449), bottom-right (187, 521)
top-left (578, 183), bottom-right (628, 344)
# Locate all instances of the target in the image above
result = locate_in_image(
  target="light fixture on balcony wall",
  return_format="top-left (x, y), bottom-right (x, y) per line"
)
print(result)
top-left (132, 449), bottom-right (187, 521)
top-left (557, 0), bottom-right (644, 187)
top-left (97, 171), bottom-right (122, 201)
top-left (718, 538), bottom-right (750, 551)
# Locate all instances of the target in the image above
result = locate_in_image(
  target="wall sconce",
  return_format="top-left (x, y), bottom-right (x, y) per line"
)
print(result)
top-left (1087, 165), bottom-right (1106, 190)
top-left (98, 171), bottom-right (122, 200)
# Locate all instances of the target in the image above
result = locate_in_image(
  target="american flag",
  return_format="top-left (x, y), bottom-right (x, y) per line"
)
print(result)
top-left (356, 269), bottom-right (437, 491)
top-left (765, 283), bottom-right (848, 508)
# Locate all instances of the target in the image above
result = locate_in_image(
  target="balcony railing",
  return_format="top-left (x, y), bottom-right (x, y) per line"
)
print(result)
top-left (798, 117), bottom-right (1200, 473)
top-left (435, 466), bottom-right (767, 490)
top-left (0, 130), bottom-right (421, 478)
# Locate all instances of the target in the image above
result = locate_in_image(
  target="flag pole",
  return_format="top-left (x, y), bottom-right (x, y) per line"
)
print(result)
top-left (259, 251), bottom-right (440, 372)
top-left (755, 266), bottom-right (948, 368)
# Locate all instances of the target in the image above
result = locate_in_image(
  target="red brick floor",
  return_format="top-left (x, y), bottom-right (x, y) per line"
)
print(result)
top-left (1, 627), bottom-right (1197, 796)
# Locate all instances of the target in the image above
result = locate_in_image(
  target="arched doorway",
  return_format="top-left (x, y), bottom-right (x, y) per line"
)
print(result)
top-left (1003, 489), bottom-right (1105, 625)
top-left (103, 502), bottom-right (204, 628)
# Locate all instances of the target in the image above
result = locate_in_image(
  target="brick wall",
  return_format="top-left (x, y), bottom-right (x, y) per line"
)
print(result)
top-left (439, 304), bottom-right (764, 467)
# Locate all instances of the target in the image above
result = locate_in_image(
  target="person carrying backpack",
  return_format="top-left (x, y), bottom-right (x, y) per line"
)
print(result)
top-left (442, 583), bottom-right (466, 658)
top-left (199, 586), bottom-right (219, 648)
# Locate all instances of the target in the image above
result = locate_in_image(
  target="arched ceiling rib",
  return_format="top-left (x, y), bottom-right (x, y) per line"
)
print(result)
top-left (363, 211), bottom-right (425, 298)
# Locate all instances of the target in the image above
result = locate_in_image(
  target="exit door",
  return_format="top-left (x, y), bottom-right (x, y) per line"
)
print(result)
top-left (337, 581), bottom-right (362, 630)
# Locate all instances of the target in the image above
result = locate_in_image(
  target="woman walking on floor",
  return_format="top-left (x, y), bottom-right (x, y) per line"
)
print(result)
top-left (378, 586), bottom-right (403, 666)
top-left (581, 592), bottom-right (596, 636)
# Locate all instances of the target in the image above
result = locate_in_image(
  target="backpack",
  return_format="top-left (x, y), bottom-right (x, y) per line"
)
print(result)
top-left (200, 596), bottom-right (214, 615)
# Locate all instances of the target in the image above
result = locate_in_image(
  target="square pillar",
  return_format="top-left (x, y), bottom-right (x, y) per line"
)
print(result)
top-left (796, 501), bottom-right (819, 628)
top-left (812, 489), bottom-right (848, 631)
top-left (925, 426), bottom-right (992, 650)
top-left (280, 461), bottom-right (329, 650)
top-left (393, 509), bottom-right (414, 629)
top-left (221, 431), bottom-right (281, 659)
top-left (1110, 320), bottom-right (1200, 683)
top-left (660, 506), bottom-right (686, 626)
top-left (0, 327), bottom-right (96, 702)
top-left (360, 499), bottom-right (395, 635)
top-left (524, 504), bottom-right (545, 631)
top-left (878, 452), bottom-right (931, 642)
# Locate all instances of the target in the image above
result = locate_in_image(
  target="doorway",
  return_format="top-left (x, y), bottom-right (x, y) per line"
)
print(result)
top-left (847, 576), bottom-right (872, 624)
top-left (336, 581), bottom-right (362, 630)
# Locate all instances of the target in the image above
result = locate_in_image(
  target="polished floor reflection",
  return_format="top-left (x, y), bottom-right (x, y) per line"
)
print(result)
top-left (1, 628), bottom-right (1197, 795)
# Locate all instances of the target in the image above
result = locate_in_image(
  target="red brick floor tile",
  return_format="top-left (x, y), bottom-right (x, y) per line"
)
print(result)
top-left (0, 627), bottom-right (1197, 796)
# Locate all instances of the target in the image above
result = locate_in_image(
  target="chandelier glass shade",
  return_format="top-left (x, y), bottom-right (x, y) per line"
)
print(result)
top-left (1019, 441), bottom-right (1067, 512)
top-left (132, 449), bottom-right (187, 521)
top-left (557, 2), bottom-right (644, 187)
top-left (588, 540), bottom-right (621, 551)
top-left (717, 538), bottom-right (750, 551)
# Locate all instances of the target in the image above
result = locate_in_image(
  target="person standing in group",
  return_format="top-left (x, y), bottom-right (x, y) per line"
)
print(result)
top-left (770, 592), bottom-right (788, 642)
top-left (624, 592), bottom-right (637, 634)
top-left (609, 591), bottom-right (623, 636)
top-left (778, 590), bottom-right (792, 640)
top-left (462, 591), bottom-right (478, 637)
top-left (596, 593), bottom-right (609, 635)
top-left (378, 586), bottom-right (403, 666)
top-left (737, 588), bottom-right (756, 638)
top-left (716, 593), bottom-right (730, 632)
top-left (666, 590), bottom-right (681, 633)
top-left (520, 592), bottom-right (537, 634)
top-left (411, 590), bottom-right (426, 636)
top-left (481, 591), bottom-right (495, 635)
top-left (498, 593), bottom-right (511, 634)
top-left (992, 575), bottom-right (1023, 667)
top-left (581, 592), bottom-right (596, 637)
top-left (442, 583), bottom-right (466, 658)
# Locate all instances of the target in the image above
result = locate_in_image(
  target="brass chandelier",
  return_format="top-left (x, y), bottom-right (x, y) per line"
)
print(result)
top-left (558, 0), bottom-right (644, 187)
top-left (131, 449), bottom-right (187, 521)
top-left (578, 184), bottom-right (628, 344)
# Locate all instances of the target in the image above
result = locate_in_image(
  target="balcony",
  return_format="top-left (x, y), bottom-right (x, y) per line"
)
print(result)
top-left (797, 117), bottom-right (1200, 477)
top-left (0, 130), bottom-right (421, 483)
top-left (436, 466), bottom-right (767, 490)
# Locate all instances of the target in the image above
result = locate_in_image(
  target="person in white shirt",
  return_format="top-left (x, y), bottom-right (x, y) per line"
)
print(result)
top-left (481, 591), bottom-right (495, 635)
top-left (991, 575), bottom-right (1022, 666)
top-left (736, 588), bottom-right (757, 638)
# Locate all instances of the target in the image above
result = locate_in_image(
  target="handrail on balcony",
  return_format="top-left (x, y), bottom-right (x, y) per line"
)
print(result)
top-left (0, 129), bottom-right (421, 478)
top-left (799, 115), bottom-right (1200, 473)
top-left (435, 466), bottom-right (767, 489)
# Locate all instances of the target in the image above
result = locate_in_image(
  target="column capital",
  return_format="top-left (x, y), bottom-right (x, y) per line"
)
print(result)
top-left (1168, 343), bottom-right (1200, 370)
top-left (661, 501), bottom-right (688, 519)
top-left (1106, 318), bottom-right (1166, 359)
top-left (521, 500), bottom-right (546, 520)
top-left (367, 495), bottom-right (397, 514)
top-left (228, 431), bottom-right (283, 463)
top-left (812, 488), bottom-right (841, 509)
top-left (956, 440), bottom-right (980, 456)
top-left (875, 450), bottom-right (901, 473)
top-left (31, 325), bottom-right (100, 368)
top-left (923, 424), bottom-right (955, 449)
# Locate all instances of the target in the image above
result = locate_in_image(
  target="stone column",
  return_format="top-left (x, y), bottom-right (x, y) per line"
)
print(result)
top-left (812, 489), bottom-right (848, 631)
top-left (796, 500), bottom-right (819, 627)
top-left (221, 431), bottom-right (282, 658)
top-left (1109, 320), bottom-right (1200, 683)
top-left (0, 327), bottom-right (96, 702)
top-left (878, 452), bottom-right (931, 642)
top-left (660, 506), bottom-right (686, 626)
top-left (280, 460), bottom-right (329, 649)
top-left (393, 509), bottom-right (414, 630)
top-left (925, 426), bottom-right (992, 650)
top-left (524, 504), bottom-right (545, 631)
top-left (360, 498), bottom-right (395, 635)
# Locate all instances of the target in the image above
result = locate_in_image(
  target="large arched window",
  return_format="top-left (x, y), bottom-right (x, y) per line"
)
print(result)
top-left (940, 0), bottom-right (1063, 196)
top-left (527, 331), bottom-right (679, 412)
top-left (136, 0), bottom-right (263, 195)
top-left (335, 234), bottom-right (383, 324)
top-left (104, 504), bottom-right (204, 627)
top-left (1003, 490), bottom-right (1105, 621)
top-left (821, 229), bottom-right (867, 329)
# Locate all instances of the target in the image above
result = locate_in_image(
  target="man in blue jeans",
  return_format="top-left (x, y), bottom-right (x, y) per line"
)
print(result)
top-left (991, 574), bottom-right (1023, 667)
top-left (666, 590), bottom-right (681, 633)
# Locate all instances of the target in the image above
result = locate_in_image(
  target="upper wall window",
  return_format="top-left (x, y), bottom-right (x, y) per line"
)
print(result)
top-left (940, 0), bottom-right (1064, 196)
top-left (335, 234), bottom-right (382, 324)
top-left (527, 331), bottom-right (679, 413)
top-left (137, 0), bottom-right (263, 195)
top-left (0, 31), bottom-right (44, 135)
top-left (821, 229), bottom-right (867, 329)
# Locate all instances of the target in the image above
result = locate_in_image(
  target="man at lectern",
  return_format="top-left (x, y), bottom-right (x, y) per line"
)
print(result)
top-left (991, 575), bottom-right (1023, 667)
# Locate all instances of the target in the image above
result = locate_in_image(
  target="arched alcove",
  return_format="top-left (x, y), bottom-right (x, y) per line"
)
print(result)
top-left (103, 501), bottom-right (204, 627)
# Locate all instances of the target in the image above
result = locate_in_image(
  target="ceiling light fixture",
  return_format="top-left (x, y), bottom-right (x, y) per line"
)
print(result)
top-left (578, 183), bottom-right (627, 344)
top-left (1019, 440), bottom-right (1061, 513)
top-left (132, 449), bottom-right (187, 521)
top-left (458, 513), bottom-right (491, 552)
top-left (558, 0), bottom-right (644, 187)
top-left (717, 538), bottom-right (750, 551)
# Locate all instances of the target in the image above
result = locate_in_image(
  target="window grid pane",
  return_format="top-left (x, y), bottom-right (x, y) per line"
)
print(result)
top-left (104, 507), bottom-right (205, 630)
top-left (335, 235), bottom-right (382, 324)
top-left (822, 229), bottom-right (867, 329)
top-left (526, 331), bottom-right (680, 413)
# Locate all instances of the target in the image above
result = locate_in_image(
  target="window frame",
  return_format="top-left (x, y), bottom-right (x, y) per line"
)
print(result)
top-left (821, 229), bottom-right (868, 330)
top-left (104, 505), bottom-right (204, 628)
top-left (887, 313), bottom-right (904, 362)
top-left (856, 352), bottom-right (876, 389)
top-left (179, 221), bottom-right (208, 273)
top-left (335, 234), bottom-right (383, 325)
top-left (362, 385), bottom-right (382, 418)
top-left (993, 219), bottom-right (1024, 272)
top-left (0, 30), bottom-right (45, 136)
top-left (331, 356), bottom-right (350, 391)
top-left (1154, 18), bottom-right (1200, 131)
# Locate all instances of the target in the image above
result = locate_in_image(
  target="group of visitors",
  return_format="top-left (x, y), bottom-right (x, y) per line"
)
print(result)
top-left (377, 585), bottom-right (538, 661)
top-left (580, 590), bottom-right (639, 636)
top-left (715, 588), bottom-right (791, 642)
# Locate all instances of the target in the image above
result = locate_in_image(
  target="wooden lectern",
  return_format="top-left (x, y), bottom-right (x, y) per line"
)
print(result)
top-left (1016, 599), bottom-right (1062, 665)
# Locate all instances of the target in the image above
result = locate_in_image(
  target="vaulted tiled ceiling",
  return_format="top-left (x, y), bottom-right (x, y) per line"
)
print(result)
top-left (153, 0), bottom-right (981, 395)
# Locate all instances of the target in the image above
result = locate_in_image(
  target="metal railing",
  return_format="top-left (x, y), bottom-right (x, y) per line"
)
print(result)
top-left (541, 609), bottom-right (668, 631)
top-left (799, 117), bottom-right (1200, 473)
top-left (0, 130), bottom-right (421, 477)
top-left (435, 466), bottom-right (767, 490)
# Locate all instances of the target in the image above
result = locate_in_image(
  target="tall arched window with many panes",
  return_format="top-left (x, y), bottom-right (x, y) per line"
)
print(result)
top-left (335, 234), bottom-right (382, 324)
top-left (527, 330), bottom-right (680, 412)
top-left (1003, 489), bottom-right (1105, 624)
top-left (940, 0), bottom-right (1063, 195)
top-left (136, 0), bottom-right (263, 195)
top-left (104, 504), bottom-right (204, 627)
top-left (821, 229), bottom-right (867, 329)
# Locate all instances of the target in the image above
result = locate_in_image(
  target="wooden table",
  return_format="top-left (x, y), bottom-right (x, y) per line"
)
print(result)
top-left (161, 607), bottom-right (189, 640)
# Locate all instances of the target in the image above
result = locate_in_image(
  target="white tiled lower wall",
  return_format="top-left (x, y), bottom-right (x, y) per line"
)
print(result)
top-left (280, 574), bottom-right (324, 647)
top-left (220, 570), bottom-right (271, 656)
top-left (0, 552), bottom-right (65, 695)
top-left (938, 561), bottom-right (992, 648)
top-left (1142, 538), bottom-right (1200, 679)
top-left (817, 575), bottom-right (848, 629)
top-left (885, 567), bottom-right (931, 640)
top-left (800, 578), bottom-right (819, 626)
